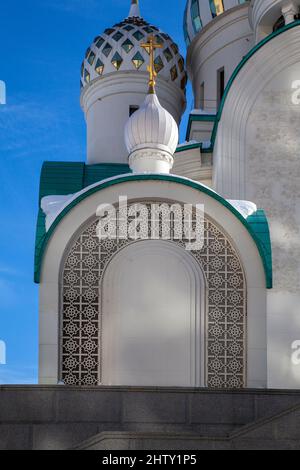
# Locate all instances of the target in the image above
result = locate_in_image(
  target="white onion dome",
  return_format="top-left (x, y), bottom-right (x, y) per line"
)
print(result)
top-left (183, 0), bottom-right (249, 46)
top-left (80, 1), bottom-right (187, 94)
top-left (125, 91), bottom-right (179, 174)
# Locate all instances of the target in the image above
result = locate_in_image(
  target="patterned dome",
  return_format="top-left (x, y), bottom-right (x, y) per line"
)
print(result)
top-left (183, 0), bottom-right (249, 46)
top-left (80, 2), bottom-right (187, 93)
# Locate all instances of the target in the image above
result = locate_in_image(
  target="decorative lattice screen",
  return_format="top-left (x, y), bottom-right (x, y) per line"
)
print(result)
top-left (61, 202), bottom-right (246, 387)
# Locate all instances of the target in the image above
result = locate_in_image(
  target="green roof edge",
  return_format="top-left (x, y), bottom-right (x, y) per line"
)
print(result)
top-left (185, 114), bottom-right (216, 142)
top-left (34, 173), bottom-right (272, 288)
top-left (175, 142), bottom-right (202, 153)
top-left (34, 161), bottom-right (131, 282)
top-left (186, 20), bottom-right (300, 146)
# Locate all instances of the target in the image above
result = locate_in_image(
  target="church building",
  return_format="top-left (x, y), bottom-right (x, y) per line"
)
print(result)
top-left (35, 0), bottom-right (300, 390)
top-left (3, 0), bottom-right (296, 449)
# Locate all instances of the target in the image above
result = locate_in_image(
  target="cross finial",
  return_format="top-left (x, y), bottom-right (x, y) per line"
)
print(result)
top-left (141, 35), bottom-right (163, 94)
top-left (128, 0), bottom-right (141, 18)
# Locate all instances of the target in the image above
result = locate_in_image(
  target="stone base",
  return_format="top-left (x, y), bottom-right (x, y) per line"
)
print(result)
top-left (0, 386), bottom-right (300, 450)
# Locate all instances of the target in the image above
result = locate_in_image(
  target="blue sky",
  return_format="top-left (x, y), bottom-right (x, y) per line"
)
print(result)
top-left (0, 0), bottom-right (191, 384)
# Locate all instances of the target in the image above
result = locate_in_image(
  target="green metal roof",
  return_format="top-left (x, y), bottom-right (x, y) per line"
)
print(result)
top-left (34, 162), bottom-right (130, 283)
top-left (186, 20), bottom-right (300, 146)
top-left (35, 170), bottom-right (272, 288)
top-left (175, 142), bottom-right (202, 153)
top-left (246, 209), bottom-right (272, 289)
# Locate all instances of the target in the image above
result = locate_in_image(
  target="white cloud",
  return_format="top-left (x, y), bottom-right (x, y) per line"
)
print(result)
top-left (0, 96), bottom-right (83, 160)
top-left (0, 265), bottom-right (23, 277)
top-left (0, 279), bottom-right (18, 308)
top-left (0, 365), bottom-right (37, 385)
top-left (0, 81), bottom-right (6, 105)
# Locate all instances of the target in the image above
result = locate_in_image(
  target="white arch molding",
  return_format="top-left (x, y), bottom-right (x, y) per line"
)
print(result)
top-left (38, 179), bottom-right (267, 388)
top-left (101, 241), bottom-right (206, 387)
top-left (213, 25), bottom-right (300, 199)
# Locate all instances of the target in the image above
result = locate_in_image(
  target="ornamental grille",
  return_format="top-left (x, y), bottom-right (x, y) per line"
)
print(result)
top-left (61, 202), bottom-right (246, 388)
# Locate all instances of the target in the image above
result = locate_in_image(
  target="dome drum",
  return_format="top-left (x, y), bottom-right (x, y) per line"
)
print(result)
top-left (250, 0), bottom-right (300, 43)
top-left (184, 0), bottom-right (249, 46)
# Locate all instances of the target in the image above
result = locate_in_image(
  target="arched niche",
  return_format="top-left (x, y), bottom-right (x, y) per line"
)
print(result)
top-left (101, 240), bottom-right (206, 387)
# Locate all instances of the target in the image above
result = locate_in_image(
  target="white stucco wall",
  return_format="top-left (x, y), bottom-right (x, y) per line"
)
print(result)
top-left (187, 4), bottom-right (253, 112)
top-left (213, 26), bottom-right (300, 388)
top-left (246, 65), bottom-right (300, 389)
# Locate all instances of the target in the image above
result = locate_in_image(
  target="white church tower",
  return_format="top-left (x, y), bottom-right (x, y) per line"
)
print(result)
top-left (184, 0), bottom-right (300, 389)
top-left (80, 0), bottom-right (187, 164)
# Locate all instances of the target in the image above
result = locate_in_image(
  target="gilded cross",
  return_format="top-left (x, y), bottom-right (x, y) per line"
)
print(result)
top-left (141, 35), bottom-right (163, 94)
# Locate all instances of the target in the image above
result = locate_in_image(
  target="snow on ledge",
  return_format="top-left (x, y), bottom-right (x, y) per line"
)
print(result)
top-left (202, 140), bottom-right (211, 149)
top-left (177, 140), bottom-right (199, 148)
top-left (41, 195), bottom-right (74, 231)
top-left (190, 109), bottom-right (216, 116)
top-left (227, 200), bottom-right (257, 218)
top-left (40, 175), bottom-right (257, 232)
